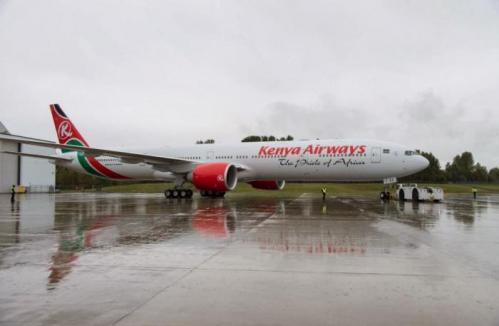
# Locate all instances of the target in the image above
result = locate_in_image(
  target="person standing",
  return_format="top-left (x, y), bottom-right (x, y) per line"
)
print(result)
top-left (472, 187), bottom-right (477, 200)
top-left (321, 187), bottom-right (327, 201)
top-left (10, 185), bottom-right (15, 203)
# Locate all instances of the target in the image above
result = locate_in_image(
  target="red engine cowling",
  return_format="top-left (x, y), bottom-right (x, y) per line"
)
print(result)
top-left (248, 180), bottom-right (285, 190)
top-left (190, 162), bottom-right (238, 191)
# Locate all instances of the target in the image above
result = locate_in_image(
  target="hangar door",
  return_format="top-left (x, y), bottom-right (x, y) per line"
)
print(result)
top-left (371, 147), bottom-right (381, 163)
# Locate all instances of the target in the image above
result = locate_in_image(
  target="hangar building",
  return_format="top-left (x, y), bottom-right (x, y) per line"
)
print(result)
top-left (0, 122), bottom-right (55, 193)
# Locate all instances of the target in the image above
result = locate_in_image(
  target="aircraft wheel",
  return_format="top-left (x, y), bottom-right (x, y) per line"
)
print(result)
top-left (165, 189), bottom-right (194, 200)
top-left (412, 188), bottom-right (419, 202)
top-left (172, 189), bottom-right (179, 198)
top-left (379, 192), bottom-right (386, 201)
top-left (399, 189), bottom-right (405, 201)
top-left (199, 190), bottom-right (225, 198)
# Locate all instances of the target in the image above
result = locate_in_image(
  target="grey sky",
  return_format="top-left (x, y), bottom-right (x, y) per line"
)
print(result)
top-left (1, 0), bottom-right (498, 167)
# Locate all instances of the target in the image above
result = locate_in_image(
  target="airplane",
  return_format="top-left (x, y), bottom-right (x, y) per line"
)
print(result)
top-left (0, 104), bottom-right (429, 199)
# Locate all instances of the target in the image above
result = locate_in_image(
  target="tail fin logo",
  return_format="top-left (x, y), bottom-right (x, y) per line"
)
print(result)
top-left (50, 104), bottom-right (89, 147)
top-left (57, 121), bottom-right (73, 141)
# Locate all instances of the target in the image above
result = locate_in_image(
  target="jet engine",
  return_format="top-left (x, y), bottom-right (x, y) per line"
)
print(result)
top-left (189, 162), bottom-right (238, 191)
top-left (248, 180), bottom-right (286, 190)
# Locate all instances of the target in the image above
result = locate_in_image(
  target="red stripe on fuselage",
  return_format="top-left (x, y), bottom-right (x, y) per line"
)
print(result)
top-left (87, 157), bottom-right (131, 180)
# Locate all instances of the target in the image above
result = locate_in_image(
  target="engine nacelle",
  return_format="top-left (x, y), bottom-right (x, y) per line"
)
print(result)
top-left (248, 180), bottom-right (285, 190)
top-left (190, 162), bottom-right (238, 191)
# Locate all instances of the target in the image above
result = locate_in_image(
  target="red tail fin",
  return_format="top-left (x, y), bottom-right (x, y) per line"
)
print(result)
top-left (49, 104), bottom-right (89, 147)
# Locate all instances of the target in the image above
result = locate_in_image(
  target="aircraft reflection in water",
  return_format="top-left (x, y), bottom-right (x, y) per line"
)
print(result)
top-left (45, 195), bottom-right (491, 288)
top-left (48, 198), bottom-right (278, 287)
top-left (47, 197), bottom-right (357, 287)
top-left (245, 199), bottom-right (369, 256)
top-left (381, 197), bottom-right (488, 230)
top-left (48, 214), bottom-right (118, 289)
top-left (191, 201), bottom-right (239, 237)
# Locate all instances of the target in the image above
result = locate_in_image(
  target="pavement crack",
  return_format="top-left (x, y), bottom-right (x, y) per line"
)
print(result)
top-left (111, 241), bottom-right (231, 325)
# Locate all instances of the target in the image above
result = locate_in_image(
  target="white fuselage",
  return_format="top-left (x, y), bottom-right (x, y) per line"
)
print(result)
top-left (56, 139), bottom-right (429, 183)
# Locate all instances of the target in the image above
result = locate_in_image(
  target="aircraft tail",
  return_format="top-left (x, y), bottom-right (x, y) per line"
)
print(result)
top-left (50, 104), bottom-right (89, 150)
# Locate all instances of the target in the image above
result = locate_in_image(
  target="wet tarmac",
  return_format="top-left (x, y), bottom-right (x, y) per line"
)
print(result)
top-left (1, 192), bottom-right (499, 325)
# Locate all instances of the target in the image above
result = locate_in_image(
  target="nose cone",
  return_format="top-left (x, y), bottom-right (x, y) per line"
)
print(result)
top-left (415, 155), bottom-right (429, 172)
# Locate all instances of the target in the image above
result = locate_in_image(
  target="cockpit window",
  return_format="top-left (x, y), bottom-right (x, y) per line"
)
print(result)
top-left (404, 150), bottom-right (416, 156)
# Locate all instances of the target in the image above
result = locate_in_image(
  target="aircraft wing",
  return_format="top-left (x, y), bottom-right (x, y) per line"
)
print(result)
top-left (1, 151), bottom-right (73, 162)
top-left (0, 133), bottom-right (196, 173)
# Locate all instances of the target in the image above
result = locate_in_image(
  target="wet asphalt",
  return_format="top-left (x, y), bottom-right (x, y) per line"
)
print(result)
top-left (0, 192), bottom-right (499, 326)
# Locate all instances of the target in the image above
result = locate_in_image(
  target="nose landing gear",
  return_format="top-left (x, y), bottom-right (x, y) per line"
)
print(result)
top-left (380, 177), bottom-right (398, 201)
top-left (379, 191), bottom-right (391, 201)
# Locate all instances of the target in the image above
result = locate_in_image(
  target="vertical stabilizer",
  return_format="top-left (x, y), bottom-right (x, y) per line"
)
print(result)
top-left (49, 104), bottom-right (89, 150)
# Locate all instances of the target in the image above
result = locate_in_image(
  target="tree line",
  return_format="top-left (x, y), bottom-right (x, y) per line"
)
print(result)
top-left (241, 135), bottom-right (294, 142)
top-left (195, 139), bottom-right (215, 144)
top-left (402, 151), bottom-right (499, 183)
top-left (56, 167), bottom-right (119, 190)
top-left (195, 135), bottom-right (294, 144)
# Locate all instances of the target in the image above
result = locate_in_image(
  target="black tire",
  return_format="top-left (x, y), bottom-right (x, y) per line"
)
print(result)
top-left (412, 188), bottom-right (419, 202)
top-left (179, 190), bottom-right (187, 198)
top-left (399, 189), bottom-right (405, 201)
top-left (379, 192), bottom-right (386, 200)
top-left (207, 190), bottom-right (214, 197)
top-left (165, 189), bottom-right (171, 198)
top-left (186, 189), bottom-right (193, 198)
top-left (172, 190), bottom-right (179, 198)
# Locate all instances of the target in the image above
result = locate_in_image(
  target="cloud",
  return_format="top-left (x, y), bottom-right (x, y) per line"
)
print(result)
top-left (249, 91), bottom-right (498, 167)
top-left (0, 0), bottom-right (498, 167)
top-left (397, 91), bottom-right (499, 166)
top-left (249, 95), bottom-right (375, 140)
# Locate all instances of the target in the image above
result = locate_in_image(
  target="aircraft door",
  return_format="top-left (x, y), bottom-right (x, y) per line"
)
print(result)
top-left (206, 151), bottom-right (214, 161)
top-left (371, 147), bottom-right (381, 163)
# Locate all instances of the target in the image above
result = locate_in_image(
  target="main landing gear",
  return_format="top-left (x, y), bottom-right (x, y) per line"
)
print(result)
top-left (200, 190), bottom-right (226, 198)
top-left (164, 189), bottom-right (226, 199)
top-left (164, 189), bottom-right (193, 199)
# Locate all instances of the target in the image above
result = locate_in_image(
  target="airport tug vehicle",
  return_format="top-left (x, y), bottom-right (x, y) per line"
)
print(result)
top-left (394, 184), bottom-right (444, 202)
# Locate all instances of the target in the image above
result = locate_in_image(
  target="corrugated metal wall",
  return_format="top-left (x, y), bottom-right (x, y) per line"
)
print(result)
top-left (0, 140), bottom-right (19, 193)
